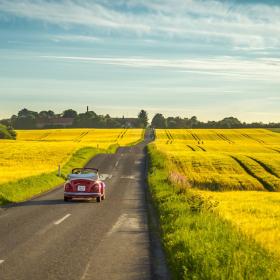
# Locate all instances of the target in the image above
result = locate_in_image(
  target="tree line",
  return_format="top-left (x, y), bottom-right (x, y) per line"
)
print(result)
top-left (0, 109), bottom-right (279, 136)
top-left (0, 108), bottom-right (148, 129)
top-left (151, 114), bottom-right (280, 129)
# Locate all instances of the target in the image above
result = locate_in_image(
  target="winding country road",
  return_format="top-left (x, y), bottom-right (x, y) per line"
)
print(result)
top-left (0, 136), bottom-right (168, 280)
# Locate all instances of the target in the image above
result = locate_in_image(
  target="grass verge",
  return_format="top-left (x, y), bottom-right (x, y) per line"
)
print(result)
top-left (147, 144), bottom-right (280, 280)
top-left (0, 144), bottom-right (118, 206)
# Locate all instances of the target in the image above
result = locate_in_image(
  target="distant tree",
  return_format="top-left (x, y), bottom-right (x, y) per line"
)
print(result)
top-left (13, 108), bottom-right (38, 129)
top-left (137, 110), bottom-right (148, 128)
top-left (73, 111), bottom-right (97, 127)
top-left (38, 111), bottom-right (48, 118)
top-left (166, 117), bottom-right (177, 128)
top-left (47, 110), bottom-right (55, 117)
top-left (190, 116), bottom-right (198, 128)
top-left (18, 108), bottom-right (38, 118)
top-left (106, 118), bottom-right (121, 128)
top-left (218, 117), bottom-right (242, 128)
top-left (0, 118), bottom-right (11, 127)
top-left (39, 110), bottom-right (55, 119)
top-left (62, 109), bottom-right (78, 118)
top-left (151, 113), bottom-right (166, 128)
top-left (166, 116), bottom-right (188, 128)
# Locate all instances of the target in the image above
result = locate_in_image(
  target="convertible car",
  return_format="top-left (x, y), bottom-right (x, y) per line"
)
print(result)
top-left (64, 168), bottom-right (106, 202)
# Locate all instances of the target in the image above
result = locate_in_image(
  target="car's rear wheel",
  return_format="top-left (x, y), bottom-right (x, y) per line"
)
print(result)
top-left (101, 190), bottom-right (106, 200)
top-left (96, 196), bottom-right (101, 203)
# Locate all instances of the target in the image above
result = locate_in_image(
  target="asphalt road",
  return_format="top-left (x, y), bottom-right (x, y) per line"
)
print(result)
top-left (0, 136), bottom-right (166, 280)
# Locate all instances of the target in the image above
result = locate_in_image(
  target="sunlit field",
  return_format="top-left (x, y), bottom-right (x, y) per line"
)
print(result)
top-left (0, 129), bottom-right (143, 185)
top-left (16, 128), bottom-right (143, 147)
top-left (153, 129), bottom-right (280, 258)
top-left (207, 191), bottom-right (280, 256)
top-left (155, 129), bottom-right (280, 191)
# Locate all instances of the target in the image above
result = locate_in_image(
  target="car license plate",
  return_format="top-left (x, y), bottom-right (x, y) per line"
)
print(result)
top-left (78, 185), bottom-right (86, 192)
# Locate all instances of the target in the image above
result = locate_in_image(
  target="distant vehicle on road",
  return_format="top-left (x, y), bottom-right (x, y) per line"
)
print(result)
top-left (64, 168), bottom-right (106, 202)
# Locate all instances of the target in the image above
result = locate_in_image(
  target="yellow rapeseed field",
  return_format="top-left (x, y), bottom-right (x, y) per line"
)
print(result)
top-left (0, 129), bottom-right (143, 185)
top-left (156, 129), bottom-right (280, 191)
top-left (155, 128), bottom-right (280, 256)
top-left (207, 191), bottom-right (280, 256)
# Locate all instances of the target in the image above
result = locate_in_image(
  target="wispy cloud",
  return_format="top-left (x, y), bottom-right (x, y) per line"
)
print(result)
top-left (51, 35), bottom-right (102, 43)
top-left (1, 0), bottom-right (280, 51)
top-left (40, 55), bottom-right (280, 82)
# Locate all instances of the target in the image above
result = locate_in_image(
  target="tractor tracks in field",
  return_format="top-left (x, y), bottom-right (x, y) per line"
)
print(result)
top-left (230, 156), bottom-right (275, 192)
top-left (186, 145), bottom-right (196, 151)
top-left (269, 148), bottom-right (280, 154)
top-left (115, 129), bottom-right (128, 142)
top-left (186, 145), bottom-right (207, 152)
top-left (186, 130), bottom-right (206, 148)
top-left (74, 131), bottom-right (89, 142)
top-left (241, 133), bottom-right (265, 144)
top-left (215, 133), bottom-right (234, 144)
top-left (165, 130), bottom-right (174, 144)
top-left (247, 156), bottom-right (280, 179)
top-left (38, 132), bottom-right (51, 140)
top-left (196, 145), bottom-right (206, 152)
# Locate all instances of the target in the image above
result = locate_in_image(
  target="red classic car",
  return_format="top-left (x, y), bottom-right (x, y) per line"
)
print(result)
top-left (64, 168), bottom-right (106, 202)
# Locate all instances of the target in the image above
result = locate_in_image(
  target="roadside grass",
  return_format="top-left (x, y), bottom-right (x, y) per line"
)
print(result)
top-left (0, 146), bottom-right (109, 205)
top-left (147, 145), bottom-right (280, 279)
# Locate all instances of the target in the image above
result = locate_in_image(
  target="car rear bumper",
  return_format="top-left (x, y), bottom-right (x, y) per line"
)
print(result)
top-left (64, 192), bottom-right (101, 198)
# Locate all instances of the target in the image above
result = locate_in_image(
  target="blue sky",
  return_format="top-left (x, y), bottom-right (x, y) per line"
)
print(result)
top-left (0, 0), bottom-right (279, 122)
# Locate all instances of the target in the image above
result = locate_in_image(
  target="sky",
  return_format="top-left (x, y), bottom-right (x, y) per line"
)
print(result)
top-left (0, 0), bottom-right (279, 122)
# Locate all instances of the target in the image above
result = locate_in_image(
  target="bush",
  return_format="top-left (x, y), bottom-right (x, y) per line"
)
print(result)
top-left (0, 124), bottom-right (16, 139)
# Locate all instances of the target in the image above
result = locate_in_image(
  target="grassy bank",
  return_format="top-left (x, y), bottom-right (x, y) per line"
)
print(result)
top-left (147, 144), bottom-right (280, 279)
top-left (0, 145), bottom-right (117, 205)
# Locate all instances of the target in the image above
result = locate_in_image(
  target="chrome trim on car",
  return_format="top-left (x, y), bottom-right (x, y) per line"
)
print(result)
top-left (69, 179), bottom-right (97, 182)
top-left (64, 192), bottom-right (101, 196)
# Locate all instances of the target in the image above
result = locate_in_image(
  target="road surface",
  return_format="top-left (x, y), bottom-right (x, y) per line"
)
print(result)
top-left (0, 137), bottom-right (167, 279)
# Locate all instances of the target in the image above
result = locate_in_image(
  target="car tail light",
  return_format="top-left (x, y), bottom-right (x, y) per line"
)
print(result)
top-left (91, 184), bottom-right (99, 192)
top-left (64, 183), bottom-right (72, 192)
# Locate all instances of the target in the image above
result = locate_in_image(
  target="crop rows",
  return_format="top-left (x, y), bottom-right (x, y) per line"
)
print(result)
top-left (152, 128), bottom-right (280, 260)
top-left (0, 128), bottom-right (143, 185)
top-left (155, 128), bottom-right (280, 191)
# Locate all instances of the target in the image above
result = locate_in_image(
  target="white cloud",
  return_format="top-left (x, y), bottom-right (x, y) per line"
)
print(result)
top-left (0, 0), bottom-right (280, 50)
top-left (40, 55), bottom-right (280, 82)
top-left (51, 35), bottom-right (102, 43)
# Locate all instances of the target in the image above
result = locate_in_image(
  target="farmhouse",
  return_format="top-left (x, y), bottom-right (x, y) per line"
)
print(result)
top-left (113, 117), bottom-right (139, 128)
top-left (36, 117), bottom-right (74, 128)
